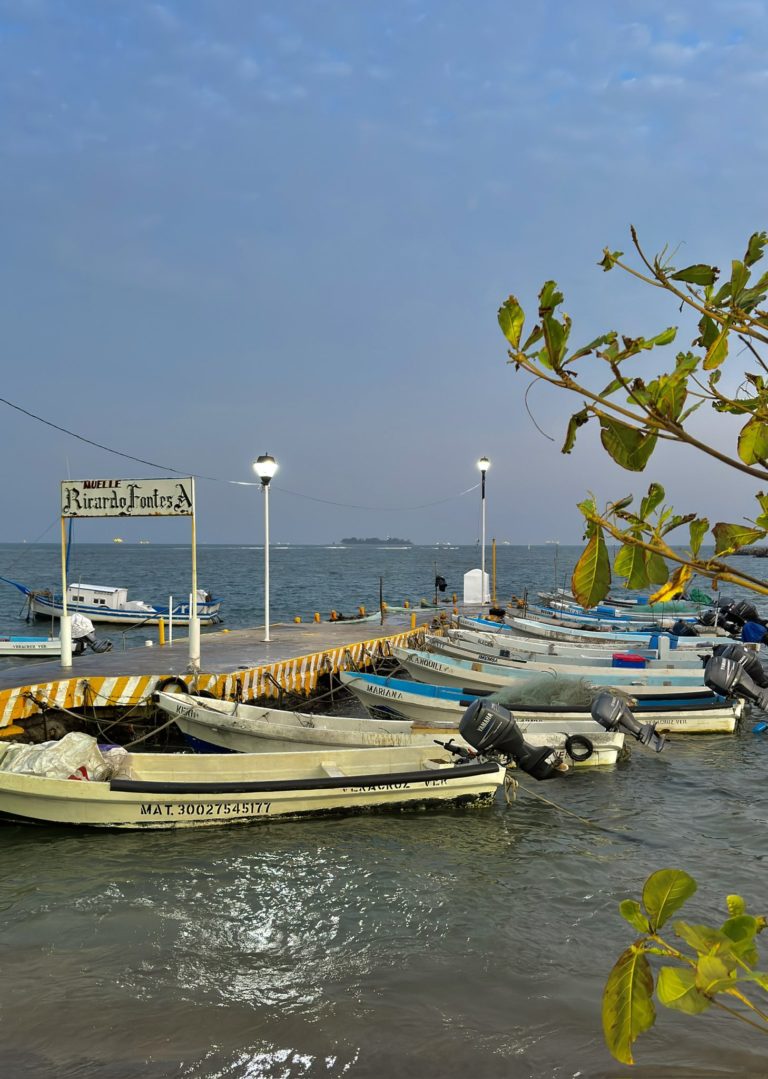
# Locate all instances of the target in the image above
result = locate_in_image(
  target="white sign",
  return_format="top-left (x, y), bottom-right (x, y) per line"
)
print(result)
top-left (61, 477), bottom-right (195, 518)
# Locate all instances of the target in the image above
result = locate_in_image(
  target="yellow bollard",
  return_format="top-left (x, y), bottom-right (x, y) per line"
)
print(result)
top-left (453, 606), bottom-right (459, 615)
top-left (452, 593), bottom-right (457, 604)
top-left (403, 599), bottom-right (410, 609)
top-left (330, 610), bottom-right (338, 621)
top-left (358, 605), bottom-right (366, 617)
top-left (410, 612), bottom-right (416, 630)
top-left (314, 611), bottom-right (321, 622)
top-left (158, 619), bottom-right (166, 647)
top-left (294, 615), bottom-right (301, 623)
top-left (382, 601), bottom-right (388, 613)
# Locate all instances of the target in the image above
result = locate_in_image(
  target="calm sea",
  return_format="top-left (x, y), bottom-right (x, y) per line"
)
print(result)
top-left (0, 543), bottom-right (767, 1078)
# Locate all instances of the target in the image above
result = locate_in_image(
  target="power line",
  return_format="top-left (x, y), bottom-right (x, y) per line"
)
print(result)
top-left (0, 395), bottom-right (480, 512)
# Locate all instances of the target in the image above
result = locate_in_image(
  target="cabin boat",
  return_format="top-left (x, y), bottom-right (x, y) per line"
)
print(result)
top-left (0, 741), bottom-right (504, 828)
top-left (153, 690), bottom-right (626, 768)
top-left (29, 584), bottom-right (222, 627)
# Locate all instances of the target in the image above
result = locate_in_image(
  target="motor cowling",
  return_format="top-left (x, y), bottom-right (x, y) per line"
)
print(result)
top-left (705, 643), bottom-right (768, 707)
top-left (590, 693), bottom-right (666, 752)
top-left (459, 698), bottom-right (563, 780)
top-left (671, 619), bottom-right (700, 637)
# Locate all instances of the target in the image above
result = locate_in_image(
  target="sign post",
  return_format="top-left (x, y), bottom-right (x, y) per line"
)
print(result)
top-left (60, 477), bottom-right (197, 670)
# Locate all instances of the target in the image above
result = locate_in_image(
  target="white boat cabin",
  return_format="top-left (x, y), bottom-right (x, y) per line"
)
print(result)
top-left (66, 584), bottom-right (155, 613)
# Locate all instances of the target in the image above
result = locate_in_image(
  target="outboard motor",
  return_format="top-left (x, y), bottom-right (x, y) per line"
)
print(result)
top-left (435, 574), bottom-right (447, 593)
top-left (459, 698), bottom-right (564, 780)
top-left (671, 619), bottom-right (699, 638)
top-left (729, 600), bottom-right (764, 628)
top-left (71, 613), bottom-right (113, 655)
top-left (590, 692), bottom-right (666, 753)
top-left (705, 643), bottom-right (768, 707)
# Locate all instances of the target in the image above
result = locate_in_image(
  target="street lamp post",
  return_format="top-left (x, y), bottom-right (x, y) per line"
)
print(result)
top-left (477, 456), bottom-right (490, 604)
top-left (253, 453), bottom-right (278, 642)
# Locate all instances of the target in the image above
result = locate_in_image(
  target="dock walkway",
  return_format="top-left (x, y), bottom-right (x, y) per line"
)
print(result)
top-left (0, 614), bottom-right (431, 732)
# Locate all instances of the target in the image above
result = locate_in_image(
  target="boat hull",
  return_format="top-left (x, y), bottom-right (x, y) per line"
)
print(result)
top-left (155, 692), bottom-right (625, 768)
top-left (30, 595), bottom-right (221, 627)
top-left (339, 673), bottom-right (743, 735)
top-left (0, 745), bottom-right (504, 828)
top-left (0, 636), bottom-right (61, 656)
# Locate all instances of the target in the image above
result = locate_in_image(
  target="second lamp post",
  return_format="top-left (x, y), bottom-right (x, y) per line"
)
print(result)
top-left (478, 455), bottom-right (490, 604)
top-left (253, 453), bottom-right (278, 641)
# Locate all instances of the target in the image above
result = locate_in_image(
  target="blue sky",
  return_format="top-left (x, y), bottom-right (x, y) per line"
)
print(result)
top-left (0, 0), bottom-right (765, 543)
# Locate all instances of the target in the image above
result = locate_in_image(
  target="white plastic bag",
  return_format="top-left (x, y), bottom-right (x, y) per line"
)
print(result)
top-left (0, 732), bottom-right (109, 781)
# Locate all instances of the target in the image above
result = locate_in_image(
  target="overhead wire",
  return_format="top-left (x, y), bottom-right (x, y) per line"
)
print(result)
top-left (0, 394), bottom-right (481, 512)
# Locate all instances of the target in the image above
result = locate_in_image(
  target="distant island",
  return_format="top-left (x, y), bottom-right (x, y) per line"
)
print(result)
top-left (341, 537), bottom-right (412, 545)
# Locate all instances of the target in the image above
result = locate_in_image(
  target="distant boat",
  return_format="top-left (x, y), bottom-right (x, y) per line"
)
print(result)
top-left (138, 540), bottom-right (150, 545)
top-left (112, 538), bottom-right (123, 544)
top-left (0, 577), bottom-right (222, 627)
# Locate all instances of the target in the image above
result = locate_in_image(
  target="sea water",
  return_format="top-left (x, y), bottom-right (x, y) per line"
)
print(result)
top-left (0, 543), bottom-right (766, 1077)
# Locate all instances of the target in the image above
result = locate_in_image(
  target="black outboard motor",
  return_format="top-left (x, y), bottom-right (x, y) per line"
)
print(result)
top-left (671, 619), bottom-right (699, 637)
top-left (705, 643), bottom-right (768, 707)
top-left (459, 698), bottom-right (564, 780)
top-left (729, 600), bottom-right (765, 628)
top-left (435, 574), bottom-right (447, 593)
top-left (590, 692), bottom-right (666, 752)
top-left (71, 613), bottom-right (113, 655)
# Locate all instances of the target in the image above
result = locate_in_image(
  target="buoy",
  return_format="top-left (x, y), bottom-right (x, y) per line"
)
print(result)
top-left (330, 610), bottom-right (338, 621)
top-left (358, 605), bottom-right (366, 617)
top-left (314, 612), bottom-right (321, 623)
top-left (404, 599), bottom-right (410, 609)
top-left (294, 616), bottom-right (301, 623)
top-left (145, 640), bottom-right (153, 647)
top-left (754, 721), bottom-right (768, 734)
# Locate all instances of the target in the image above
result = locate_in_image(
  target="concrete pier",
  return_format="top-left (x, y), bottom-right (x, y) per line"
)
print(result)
top-left (0, 613), bottom-right (434, 733)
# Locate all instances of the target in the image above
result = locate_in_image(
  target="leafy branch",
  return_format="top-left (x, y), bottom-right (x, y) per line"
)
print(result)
top-left (498, 229), bottom-right (768, 604)
top-left (604, 868), bottom-right (768, 1065)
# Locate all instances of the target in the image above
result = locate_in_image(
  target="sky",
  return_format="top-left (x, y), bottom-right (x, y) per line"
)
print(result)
top-left (0, 0), bottom-right (766, 544)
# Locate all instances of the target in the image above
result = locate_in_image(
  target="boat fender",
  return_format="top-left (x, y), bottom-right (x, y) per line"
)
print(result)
top-left (196, 689), bottom-right (218, 699)
top-left (154, 676), bottom-right (190, 694)
top-left (564, 734), bottom-right (593, 762)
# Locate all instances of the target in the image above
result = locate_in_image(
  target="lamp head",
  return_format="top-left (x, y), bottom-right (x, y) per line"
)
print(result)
top-left (477, 456), bottom-right (490, 474)
top-left (253, 453), bottom-right (278, 486)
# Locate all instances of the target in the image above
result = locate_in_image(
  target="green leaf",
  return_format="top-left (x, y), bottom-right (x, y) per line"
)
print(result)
top-left (620, 899), bottom-right (649, 933)
top-left (696, 955), bottom-right (733, 994)
top-left (689, 518), bottom-right (710, 558)
top-left (520, 324), bottom-right (543, 352)
top-left (570, 332), bottom-right (618, 362)
top-left (657, 966), bottom-right (712, 1014)
top-left (614, 543), bottom-right (650, 589)
top-left (646, 551), bottom-right (669, 586)
top-left (727, 894), bottom-right (747, 917)
top-left (599, 249), bottom-right (623, 272)
top-left (571, 527), bottom-right (611, 608)
top-left (670, 263), bottom-right (719, 287)
top-left (730, 259), bottom-right (750, 299)
top-left (642, 869), bottom-right (697, 931)
top-left (640, 482), bottom-right (665, 519)
top-left (712, 522), bottom-right (766, 555)
top-left (561, 409), bottom-right (590, 455)
top-left (538, 280), bottom-right (564, 316)
top-left (697, 315), bottom-right (719, 349)
top-left (498, 296), bottom-right (525, 349)
top-left (602, 945), bottom-right (656, 1065)
top-left (722, 914), bottom-right (758, 943)
top-left (647, 326), bottom-right (678, 347)
top-left (598, 417), bottom-right (658, 472)
top-left (703, 326), bottom-right (729, 370)
top-left (674, 920), bottom-right (731, 956)
top-left (744, 232), bottom-right (768, 267)
top-left (738, 417), bottom-right (768, 465)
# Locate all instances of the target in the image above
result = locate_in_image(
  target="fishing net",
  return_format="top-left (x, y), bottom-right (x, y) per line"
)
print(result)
top-left (486, 675), bottom-right (634, 709)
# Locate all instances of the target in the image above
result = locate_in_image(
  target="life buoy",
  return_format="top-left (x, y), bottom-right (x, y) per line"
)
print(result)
top-left (196, 689), bottom-right (217, 699)
top-left (155, 676), bottom-right (190, 695)
top-left (564, 734), bottom-right (594, 762)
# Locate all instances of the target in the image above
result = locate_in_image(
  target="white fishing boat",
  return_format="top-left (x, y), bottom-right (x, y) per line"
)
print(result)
top-left (446, 626), bottom-right (708, 664)
top-left (0, 635), bottom-right (62, 657)
top-left (153, 691), bottom-right (627, 768)
top-left (339, 672), bottom-right (743, 734)
top-left (0, 739), bottom-right (504, 829)
top-left (433, 629), bottom-right (707, 668)
top-left (472, 615), bottom-right (724, 649)
top-left (392, 647), bottom-right (712, 697)
top-left (22, 582), bottom-right (222, 627)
